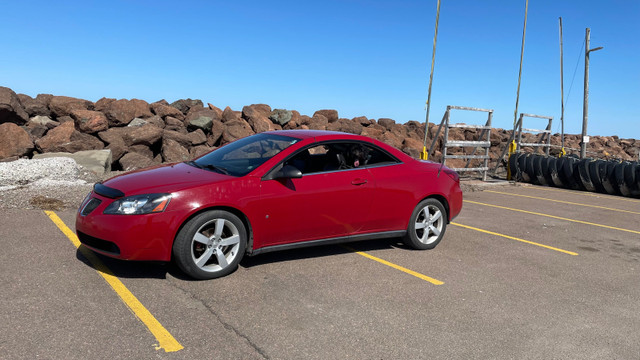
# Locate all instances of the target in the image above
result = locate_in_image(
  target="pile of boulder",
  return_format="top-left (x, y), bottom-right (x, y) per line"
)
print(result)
top-left (0, 86), bottom-right (638, 172)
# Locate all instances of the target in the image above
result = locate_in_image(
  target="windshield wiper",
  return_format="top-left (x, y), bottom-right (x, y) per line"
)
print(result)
top-left (185, 161), bottom-right (201, 168)
top-left (200, 164), bottom-right (230, 175)
top-left (186, 161), bottom-right (230, 175)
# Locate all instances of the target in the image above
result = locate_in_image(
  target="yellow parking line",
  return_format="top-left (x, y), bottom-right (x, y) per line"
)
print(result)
top-left (485, 190), bottom-right (640, 215)
top-left (452, 223), bottom-right (578, 256)
top-left (529, 186), bottom-right (640, 203)
top-left (342, 246), bottom-right (444, 285)
top-left (44, 211), bottom-right (183, 353)
top-left (465, 200), bottom-right (640, 235)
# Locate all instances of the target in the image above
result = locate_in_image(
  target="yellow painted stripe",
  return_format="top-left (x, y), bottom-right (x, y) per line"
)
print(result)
top-left (529, 186), bottom-right (640, 203)
top-left (452, 222), bottom-right (578, 256)
top-left (465, 200), bottom-right (640, 235)
top-left (44, 211), bottom-right (183, 353)
top-left (485, 190), bottom-right (640, 215)
top-left (342, 246), bottom-right (444, 285)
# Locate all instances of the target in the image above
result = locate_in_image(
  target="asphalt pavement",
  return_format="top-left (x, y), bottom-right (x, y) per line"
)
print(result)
top-left (1, 183), bottom-right (639, 359)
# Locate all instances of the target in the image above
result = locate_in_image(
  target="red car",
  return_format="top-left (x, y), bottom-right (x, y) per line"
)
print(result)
top-left (76, 130), bottom-right (463, 279)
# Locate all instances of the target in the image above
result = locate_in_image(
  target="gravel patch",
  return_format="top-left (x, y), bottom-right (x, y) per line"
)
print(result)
top-left (0, 157), bottom-right (100, 210)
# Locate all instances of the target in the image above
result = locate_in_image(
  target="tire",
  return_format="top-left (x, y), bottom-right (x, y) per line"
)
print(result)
top-left (518, 153), bottom-right (531, 183)
top-left (601, 161), bottom-right (618, 195)
top-left (588, 159), bottom-right (606, 193)
top-left (525, 154), bottom-right (537, 184)
top-left (577, 159), bottom-right (595, 192)
top-left (615, 162), bottom-right (631, 197)
top-left (636, 162), bottom-right (640, 198)
top-left (508, 153), bottom-right (520, 181)
top-left (540, 156), bottom-right (555, 186)
top-left (403, 198), bottom-right (448, 250)
top-left (562, 156), bottom-right (580, 190)
top-left (625, 162), bottom-right (640, 197)
top-left (550, 157), bottom-right (564, 188)
top-left (173, 210), bottom-right (247, 280)
top-left (533, 155), bottom-right (547, 185)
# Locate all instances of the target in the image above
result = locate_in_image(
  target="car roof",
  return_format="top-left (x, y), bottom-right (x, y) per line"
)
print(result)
top-left (265, 129), bottom-right (369, 141)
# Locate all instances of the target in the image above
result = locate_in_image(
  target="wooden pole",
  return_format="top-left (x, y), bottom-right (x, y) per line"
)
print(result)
top-left (559, 17), bottom-right (565, 153)
top-left (420, 0), bottom-right (441, 160)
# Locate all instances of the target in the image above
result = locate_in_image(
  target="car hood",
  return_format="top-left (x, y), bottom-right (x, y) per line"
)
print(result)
top-left (102, 162), bottom-right (233, 195)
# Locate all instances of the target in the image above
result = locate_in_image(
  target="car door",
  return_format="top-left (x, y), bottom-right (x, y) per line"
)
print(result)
top-left (256, 142), bottom-right (375, 247)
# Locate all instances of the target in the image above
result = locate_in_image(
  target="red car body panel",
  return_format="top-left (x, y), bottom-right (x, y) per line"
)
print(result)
top-left (75, 130), bottom-right (462, 261)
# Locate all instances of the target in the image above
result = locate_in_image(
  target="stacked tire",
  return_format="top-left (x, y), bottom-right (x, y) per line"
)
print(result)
top-left (508, 153), bottom-right (640, 198)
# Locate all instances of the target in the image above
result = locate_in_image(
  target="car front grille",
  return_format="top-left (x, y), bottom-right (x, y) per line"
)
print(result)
top-left (81, 198), bottom-right (102, 216)
top-left (77, 231), bottom-right (121, 255)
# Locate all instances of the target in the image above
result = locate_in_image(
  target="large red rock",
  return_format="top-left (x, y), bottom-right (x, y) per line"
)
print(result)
top-left (25, 122), bottom-right (49, 141)
top-left (187, 129), bottom-right (207, 146)
top-left (402, 137), bottom-right (423, 158)
top-left (327, 118), bottom-right (363, 135)
top-left (207, 103), bottom-right (223, 119)
top-left (35, 121), bottom-right (104, 153)
top-left (163, 129), bottom-right (192, 148)
top-left (122, 124), bottom-right (163, 147)
top-left (352, 116), bottom-right (371, 127)
top-left (404, 121), bottom-right (425, 141)
top-left (170, 99), bottom-right (203, 115)
top-left (18, 93), bottom-right (51, 117)
top-left (103, 99), bottom-right (153, 126)
top-left (164, 116), bottom-right (187, 133)
top-left (0, 86), bottom-right (29, 125)
top-left (306, 113), bottom-right (328, 130)
top-left (208, 120), bottom-right (224, 146)
top-left (49, 96), bottom-right (93, 117)
top-left (186, 109), bottom-right (220, 132)
top-left (119, 152), bottom-right (158, 171)
top-left (0, 123), bottom-right (34, 159)
top-left (98, 127), bottom-right (127, 145)
top-left (221, 106), bottom-right (240, 123)
top-left (381, 131), bottom-right (403, 150)
top-left (361, 126), bottom-right (384, 141)
top-left (313, 109), bottom-right (338, 123)
top-left (127, 144), bottom-right (154, 158)
top-left (242, 104), bottom-right (275, 133)
top-left (71, 109), bottom-right (108, 133)
top-left (94, 97), bottom-right (116, 112)
top-left (150, 102), bottom-right (184, 120)
top-left (161, 138), bottom-right (190, 163)
top-left (377, 118), bottom-right (396, 131)
top-left (190, 145), bottom-right (213, 159)
top-left (222, 119), bottom-right (254, 143)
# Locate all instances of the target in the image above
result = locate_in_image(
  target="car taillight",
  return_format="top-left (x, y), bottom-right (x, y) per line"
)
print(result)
top-left (443, 168), bottom-right (459, 183)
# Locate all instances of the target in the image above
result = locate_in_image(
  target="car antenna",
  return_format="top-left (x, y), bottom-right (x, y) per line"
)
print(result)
top-left (437, 158), bottom-right (445, 177)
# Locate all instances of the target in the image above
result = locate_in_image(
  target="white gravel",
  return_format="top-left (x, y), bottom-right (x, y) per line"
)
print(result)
top-left (0, 157), bottom-right (99, 210)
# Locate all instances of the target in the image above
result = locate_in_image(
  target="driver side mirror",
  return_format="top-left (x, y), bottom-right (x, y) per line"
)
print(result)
top-left (274, 164), bottom-right (302, 179)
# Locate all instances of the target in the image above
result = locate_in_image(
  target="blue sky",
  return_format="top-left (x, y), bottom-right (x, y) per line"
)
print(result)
top-left (1, 0), bottom-right (638, 139)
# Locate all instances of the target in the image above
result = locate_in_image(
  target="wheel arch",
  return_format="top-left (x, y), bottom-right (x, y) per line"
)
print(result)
top-left (172, 206), bottom-right (254, 259)
top-left (420, 194), bottom-right (451, 223)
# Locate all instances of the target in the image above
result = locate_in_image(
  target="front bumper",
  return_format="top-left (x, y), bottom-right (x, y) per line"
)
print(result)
top-left (75, 192), bottom-right (181, 261)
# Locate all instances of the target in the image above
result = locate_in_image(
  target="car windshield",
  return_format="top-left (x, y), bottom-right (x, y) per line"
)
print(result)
top-left (189, 133), bottom-right (301, 177)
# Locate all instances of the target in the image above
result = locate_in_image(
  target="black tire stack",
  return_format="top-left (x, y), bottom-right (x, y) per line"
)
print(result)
top-left (508, 153), bottom-right (640, 198)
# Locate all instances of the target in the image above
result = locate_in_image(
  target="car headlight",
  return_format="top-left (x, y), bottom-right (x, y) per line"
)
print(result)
top-left (103, 194), bottom-right (172, 215)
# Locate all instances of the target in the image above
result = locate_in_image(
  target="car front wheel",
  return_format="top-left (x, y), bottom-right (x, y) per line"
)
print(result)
top-left (403, 198), bottom-right (447, 250)
top-left (173, 210), bottom-right (247, 280)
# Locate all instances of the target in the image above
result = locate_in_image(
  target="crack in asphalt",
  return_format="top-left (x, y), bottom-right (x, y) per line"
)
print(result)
top-left (167, 278), bottom-right (270, 359)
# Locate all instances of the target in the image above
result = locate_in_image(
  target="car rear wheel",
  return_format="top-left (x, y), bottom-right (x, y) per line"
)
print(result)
top-left (173, 210), bottom-right (247, 280)
top-left (403, 198), bottom-right (447, 250)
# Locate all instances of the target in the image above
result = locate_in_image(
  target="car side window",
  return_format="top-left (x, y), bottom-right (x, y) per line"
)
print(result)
top-left (284, 142), bottom-right (398, 174)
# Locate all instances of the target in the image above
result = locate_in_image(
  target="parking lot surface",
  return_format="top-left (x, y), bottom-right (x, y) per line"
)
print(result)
top-left (1, 184), bottom-right (639, 359)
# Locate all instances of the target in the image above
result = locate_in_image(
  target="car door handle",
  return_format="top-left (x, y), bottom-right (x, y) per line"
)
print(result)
top-left (351, 178), bottom-right (368, 186)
